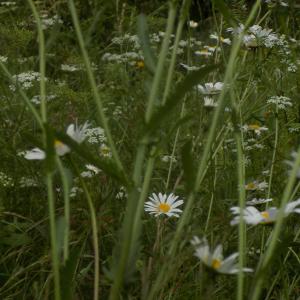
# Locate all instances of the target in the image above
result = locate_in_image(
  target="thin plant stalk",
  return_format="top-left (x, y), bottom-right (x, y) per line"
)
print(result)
top-left (147, 2), bottom-right (262, 298)
top-left (72, 160), bottom-right (100, 300)
top-left (162, 0), bottom-right (191, 105)
top-left (56, 157), bottom-right (70, 263)
top-left (28, 1), bottom-right (61, 299)
top-left (145, 1), bottom-right (177, 122)
top-left (251, 147), bottom-right (300, 300)
top-left (109, 3), bottom-right (179, 298)
top-left (260, 103), bottom-right (279, 251)
top-left (204, 157), bottom-right (217, 233)
top-left (68, 0), bottom-right (124, 173)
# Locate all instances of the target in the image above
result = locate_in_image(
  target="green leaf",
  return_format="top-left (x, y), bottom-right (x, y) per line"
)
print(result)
top-left (181, 140), bottom-right (196, 192)
top-left (212, 0), bottom-right (237, 27)
top-left (60, 247), bottom-right (81, 300)
top-left (1, 233), bottom-right (31, 247)
top-left (137, 14), bottom-right (157, 74)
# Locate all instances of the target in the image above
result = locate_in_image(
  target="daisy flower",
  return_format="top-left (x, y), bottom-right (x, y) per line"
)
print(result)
top-left (197, 82), bottom-right (224, 95)
top-left (23, 121), bottom-right (89, 160)
top-left (230, 199), bottom-right (300, 225)
top-left (210, 33), bottom-right (231, 45)
top-left (242, 124), bottom-right (268, 135)
top-left (245, 180), bottom-right (268, 191)
top-left (191, 236), bottom-right (253, 274)
top-left (204, 96), bottom-right (218, 107)
top-left (189, 20), bottom-right (199, 28)
top-left (144, 193), bottom-right (183, 218)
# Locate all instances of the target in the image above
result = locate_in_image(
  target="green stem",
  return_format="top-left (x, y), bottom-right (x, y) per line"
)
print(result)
top-left (147, 2), bottom-right (262, 298)
top-left (72, 160), bottom-right (100, 300)
top-left (145, 2), bottom-right (177, 122)
top-left (46, 175), bottom-right (61, 300)
top-left (251, 147), bottom-right (300, 300)
top-left (162, 0), bottom-right (190, 105)
top-left (56, 157), bottom-right (70, 263)
top-left (261, 104), bottom-right (279, 251)
top-left (68, 0), bottom-right (124, 174)
top-left (28, 1), bottom-right (61, 299)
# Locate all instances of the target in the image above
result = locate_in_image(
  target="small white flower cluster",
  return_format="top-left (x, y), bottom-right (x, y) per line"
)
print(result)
top-left (85, 127), bottom-right (107, 144)
top-left (39, 14), bottom-right (63, 30)
top-left (248, 247), bottom-right (261, 257)
top-left (116, 186), bottom-right (127, 200)
top-left (246, 198), bottom-right (273, 205)
top-left (61, 64), bottom-right (82, 72)
top-left (102, 52), bottom-right (143, 65)
top-left (227, 24), bottom-right (285, 49)
top-left (0, 1), bottom-right (16, 6)
top-left (180, 63), bottom-right (200, 71)
top-left (288, 127), bottom-right (300, 133)
top-left (112, 34), bottom-right (141, 49)
top-left (70, 186), bottom-right (83, 198)
top-left (31, 94), bottom-right (56, 105)
top-left (19, 177), bottom-right (38, 188)
top-left (161, 155), bottom-right (177, 163)
top-left (0, 56), bottom-right (8, 63)
top-left (0, 172), bottom-right (14, 187)
top-left (243, 138), bottom-right (265, 151)
top-left (80, 164), bottom-right (101, 178)
top-left (264, 0), bottom-right (288, 7)
top-left (10, 71), bottom-right (45, 91)
top-left (267, 95), bottom-right (292, 110)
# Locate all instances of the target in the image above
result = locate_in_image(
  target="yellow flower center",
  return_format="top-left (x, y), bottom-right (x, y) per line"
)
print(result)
top-left (261, 211), bottom-right (269, 219)
top-left (100, 146), bottom-right (110, 155)
top-left (260, 211), bottom-right (273, 224)
top-left (54, 139), bottom-right (64, 148)
top-left (158, 203), bottom-right (171, 213)
top-left (212, 259), bottom-right (222, 270)
top-left (136, 61), bottom-right (145, 68)
top-left (248, 124), bottom-right (261, 130)
top-left (245, 182), bottom-right (256, 190)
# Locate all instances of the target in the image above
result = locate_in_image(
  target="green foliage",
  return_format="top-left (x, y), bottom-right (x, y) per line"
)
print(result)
top-left (1, 0), bottom-right (300, 299)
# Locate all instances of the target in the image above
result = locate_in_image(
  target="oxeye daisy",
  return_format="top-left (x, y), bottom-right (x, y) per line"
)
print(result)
top-left (144, 193), bottom-right (183, 218)
top-left (245, 180), bottom-right (268, 191)
top-left (191, 236), bottom-right (253, 274)
top-left (230, 199), bottom-right (300, 226)
top-left (197, 82), bottom-right (224, 95)
top-left (22, 121), bottom-right (89, 160)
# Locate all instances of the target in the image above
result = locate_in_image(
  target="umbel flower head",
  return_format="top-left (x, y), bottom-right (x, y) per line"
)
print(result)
top-left (23, 121), bottom-right (89, 160)
top-left (230, 199), bottom-right (300, 226)
top-left (144, 193), bottom-right (183, 218)
top-left (191, 236), bottom-right (253, 274)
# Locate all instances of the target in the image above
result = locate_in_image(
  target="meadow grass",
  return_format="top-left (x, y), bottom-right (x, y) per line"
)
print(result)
top-left (1, 0), bottom-right (300, 299)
